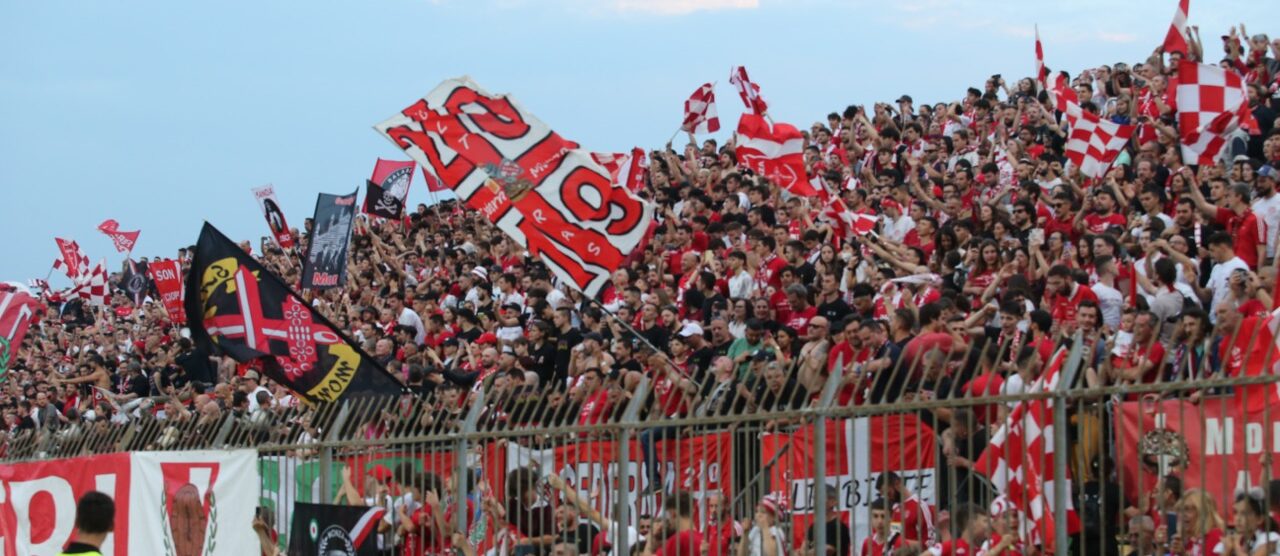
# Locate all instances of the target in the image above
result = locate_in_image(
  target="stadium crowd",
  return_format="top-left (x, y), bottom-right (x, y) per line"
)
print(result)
top-left (7, 22), bottom-right (1280, 556)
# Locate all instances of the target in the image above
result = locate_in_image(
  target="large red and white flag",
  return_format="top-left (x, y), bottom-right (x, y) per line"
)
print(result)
top-left (974, 349), bottom-right (1082, 553)
top-left (1162, 0), bottom-right (1190, 55)
top-left (53, 238), bottom-right (90, 281)
top-left (681, 82), bottom-right (720, 135)
top-left (729, 66), bottom-right (769, 116)
top-left (375, 77), bottom-right (654, 297)
top-left (251, 184), bottom-right (296, 249)
top-left (66, 259), bottom-right (109, 307)
top-left (1176, 60), bottom-right (1259, 165)
top-left (591, 148), bottom-right (649, 193)
top-left (0, 284), bottom-right (40, 367)
top-left (1059, 100), bottom-right (1135, 179)
top-left (735, 114), bottom-right (819, 196)
top-left (97, 219), bottom-right (140, 253)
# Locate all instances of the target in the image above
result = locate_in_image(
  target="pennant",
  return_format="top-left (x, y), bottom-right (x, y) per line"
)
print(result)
top-left (184, 222), bottom-right (404, 402)
top-left (97, 219), bottom-right (140, 253)
top-left (251, 184), bottom-right (297, 250)
top-left (301, 190), bottom-right (358, 290)
top-left (121, 259), bottom-right (148, 306)
top-left (729, 66), bottom-right (769, 116)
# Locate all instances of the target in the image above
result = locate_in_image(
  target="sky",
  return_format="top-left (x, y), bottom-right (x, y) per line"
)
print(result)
top-left (1, 0), bottom-right (1271, 285)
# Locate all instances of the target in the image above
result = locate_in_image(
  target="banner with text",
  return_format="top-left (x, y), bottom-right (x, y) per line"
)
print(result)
top-left (301, 190), bottom-right (357, 289)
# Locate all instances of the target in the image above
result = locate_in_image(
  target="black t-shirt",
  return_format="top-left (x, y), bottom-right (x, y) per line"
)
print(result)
top-left (559, 521), bottom-right (600, 554)
top-left (456, 326), bottom-right (483, 344)
top-left (805, 518), bottom-right (854, 556)
top-left (505, 500), bottom-right (554, 539)
top-left (553, 328), bottom-right (583, 383)
top-left (528, 341), bottom-right (558, 386)
top-left (816, 298), bottom-right (853, 324)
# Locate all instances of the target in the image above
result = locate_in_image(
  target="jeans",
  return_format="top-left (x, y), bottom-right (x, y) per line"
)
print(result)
top-left (639, 425), bottom-right (681, 488)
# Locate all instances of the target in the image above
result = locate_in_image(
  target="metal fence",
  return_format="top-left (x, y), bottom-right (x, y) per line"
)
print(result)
top-left (5, 337), bottom-right (1280, 556)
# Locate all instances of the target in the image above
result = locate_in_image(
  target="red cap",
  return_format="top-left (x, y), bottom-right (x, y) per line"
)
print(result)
top-left (476, 332), bottom-right (498, 345)
top-left (882, 198), bottom-right (902, 213)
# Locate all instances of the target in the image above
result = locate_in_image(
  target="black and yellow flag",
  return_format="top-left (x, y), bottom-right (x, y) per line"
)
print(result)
top-left (184, 222), bottom-right (404, 403)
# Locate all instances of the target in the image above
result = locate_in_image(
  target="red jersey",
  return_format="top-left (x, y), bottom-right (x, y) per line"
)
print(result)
top-left (577, 390), bottom-right (611, 431)
top-left (1046, 284), bottom-right (1098, 329)
top-left (964, 372), bottom-right (1005, 425)
top-left (862, 533), bottom-right (905, 556)
top-left (655, 529), bottom-right (703, 556)
top-left (1083, 212), bottom-right (1127, 235)
top-left (1215, 207), bottom-right (1263, 269)
top-left (755, 254), bottom-right (787, 291)
top-left (784, 305), bottom-right (817, 332)
top-left (895, 495), bottom-right (936, 546)
top-left (928, 538), bottom-right (973, 556)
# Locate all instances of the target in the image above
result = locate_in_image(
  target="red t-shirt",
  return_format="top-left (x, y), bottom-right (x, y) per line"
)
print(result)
top-left (577, 389), bottom-right (611, 430)
top-left (784, 305), bottom-right (817, 332)
top-left (964, 372), bottom-right (1005, 425)
top-left (930, 538), bottom-right (973, 556)
top-left (1083, 212), bottom-right (1127, 234)
top-left (862, 533), bottom-right (904, 556)
top-left (894, 495), bottom-right (936, 546)
top-left (1215, 207), bottom-right (1263, 269)
top-left (1046, 284), bottom-right (1098, 329)
top-left (655, 529), bottom-right (703, 556)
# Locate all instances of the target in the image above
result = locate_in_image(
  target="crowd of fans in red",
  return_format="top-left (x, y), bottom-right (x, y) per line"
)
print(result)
top-left (8, 25), bottom-right (1280, 556)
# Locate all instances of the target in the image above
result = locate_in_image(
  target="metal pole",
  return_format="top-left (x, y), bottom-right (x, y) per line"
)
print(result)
top-left (812, 354), bottom-right (844, 556)
top-left (457, 389), bottom-right (485, 535)
top-left (1055, 333), bottom-right (1084, 555)
top-left (616, 376), bottom-right (651, 555)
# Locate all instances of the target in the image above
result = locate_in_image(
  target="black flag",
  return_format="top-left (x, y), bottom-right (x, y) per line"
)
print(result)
top-left (184, 222), bottom-right (404, 403)
top-left (288, 503), bottom-right (388, 556)
top-left (301, 190), bottom-right (358, 289)
top-left (362, 179), bottom-right (405, 220)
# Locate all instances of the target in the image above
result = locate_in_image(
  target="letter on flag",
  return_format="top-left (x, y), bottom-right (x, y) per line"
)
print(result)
top-left (185, 222), bottom-right (404, 403)
top-left (374, 76), bottom-right (654, 297)
top-left (147, 258), bottom-right (186, 324)
top-left (735, 114), bottom-right (818, 196)
top-left (301, 190), bottom-right (358, 290)
top-left (97, 219), bottom-right (140, 253)
top-left (251, 184), bottom-right (297, 249)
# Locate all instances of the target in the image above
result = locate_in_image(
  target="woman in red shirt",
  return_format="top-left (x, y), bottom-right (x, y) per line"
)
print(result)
top-left (963, 240), bottom-right (1001, 308)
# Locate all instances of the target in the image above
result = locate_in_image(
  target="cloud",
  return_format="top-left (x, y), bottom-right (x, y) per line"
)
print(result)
top-left (611, 0), bottom-right (759, 15)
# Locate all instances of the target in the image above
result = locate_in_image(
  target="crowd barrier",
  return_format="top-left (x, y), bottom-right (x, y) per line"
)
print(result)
top-left (4, 341), bottom-right (1280, 556)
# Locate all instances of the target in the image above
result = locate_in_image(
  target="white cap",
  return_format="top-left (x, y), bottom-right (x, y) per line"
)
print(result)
top-left (678, 322), bottom-right (704, 338)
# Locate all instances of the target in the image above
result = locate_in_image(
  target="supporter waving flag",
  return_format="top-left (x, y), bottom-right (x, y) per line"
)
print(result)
top-left (729, 65), bottom-right (769, 116)
top-left (1176, 59), bottom-right (1259, 165)
top-left (374, 76), bottom-right (654, 297)
top-left (1058, 100), bottom-right (1135, 179)
top-left (735, 114), bottom-right (818, 196)
top-left (53, 238), bottom-right (90, 281)
top-left (974, 348), bottom-right (1081, 554)
top-left (185, 222), bottom-right (404, 403)
top-left (681, 82), bottom-right (720, 135)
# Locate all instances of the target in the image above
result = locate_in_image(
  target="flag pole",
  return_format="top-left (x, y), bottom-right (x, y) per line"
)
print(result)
top-left (667, 127), bottom-right (683, 145)
top-left (584, 295), bottom-right (699, 385)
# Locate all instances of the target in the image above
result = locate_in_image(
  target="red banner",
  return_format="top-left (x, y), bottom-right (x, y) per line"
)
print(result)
top-left (97, 219), bottom-right (140, 253)
top-left (1115, 396), bottom-right (1280, 512)
top-left (763, 416), bottom-right (936, 549)
top-left (0, 286), bottom-right (40, 370)
top-left (147, 258), bottom-right (185, 324)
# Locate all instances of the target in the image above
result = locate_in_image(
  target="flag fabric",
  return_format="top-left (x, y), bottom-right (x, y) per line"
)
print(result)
top-left (974, 348), bottom-right (1081, 553)
top-left (54, 238), bottom-right (90, 281)
top-left (251, 185), bottom-right (297, 250)
top-left (1034, 25), bottom-right (1047, 88)
top-left (97, 219), bottom-right (140, 253)
top-left (287, 502), bottom-right (388, 556)
top-left (0, 285), bottom-right (40, 379)
top-left (735, 114), bottom-right (819, 196)
top-left (185, 222), bottom-right (404, 403)
top-left (365, 159), bottom-right (415, 220)
top-left (729, 66), bottom-right (769, 116)
top-left (591, 148), bottom-right (649, 193)
top-left (121, 259), bottom-right (148, 306)
top-left (27, 279), bottom-right (49, 293)
top-left (147, 258), bottom-right (185, 324)
top-left (1058, 100), bottom-right (1135, 179)
top-left (66, 260), bottom-right (109, 307)
top-left (1176, 60), bottom-right (1260, 165)
top-left (301, 190), bottom-right (358, 290)
top-left (681, 82), bottom-right (721, 135)
top-left (374, 76), bottom-right (655, 297)
top-left (1162, 0), bottom-right (1190, 55)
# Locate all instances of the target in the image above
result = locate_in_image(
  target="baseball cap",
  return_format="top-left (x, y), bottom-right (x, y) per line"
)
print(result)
top-left (1258, 165), bottom-right (1278, 180)
top-left (882, 198), bottom-right (902, 213)
top-left (243, 370), bottom-right (261, 381)
top-left (677, 322), bottom-right (704, 338)
top-left (475, 332), bottom-right (498, 345)
top-left (896, 95), bottom-right (913, 104)
top-left (471, 266), bottom-right (489, 281)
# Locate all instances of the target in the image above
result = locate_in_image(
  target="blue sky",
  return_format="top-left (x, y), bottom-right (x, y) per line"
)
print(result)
top-left (1, 0), bottom-right (1270, 284)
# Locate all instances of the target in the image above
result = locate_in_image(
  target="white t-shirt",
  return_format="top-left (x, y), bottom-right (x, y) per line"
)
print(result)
top-left (1253, 193), bottom-right (1280, 257)
top-left (882, 215), bottom-right (915, 243)
top-left (728, 270), bottom-right (754, 299)
top-left (1091, 282), bottom-right (1125, 329)
top-left (1207, 257), bottom-right (1249, 322)
top-left (397, 307), bottom-right (426, 345)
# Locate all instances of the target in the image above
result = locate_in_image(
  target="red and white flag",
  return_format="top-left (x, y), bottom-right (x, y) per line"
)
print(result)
top-left (591, 148), bottom-right (649, 193)
top-left (0, 285), bottom-right (40, 362)
top-left (974, 349), bottom-right (1082, 554)
top-left (1059, 100), bottom-right (1135, 179)
top-left (1161, 0), bottom-right (1190, 55)
top-left (251, 184), bottom-right (297, 249)
top-left (1034, 25), bottom-right (1047, 88)
top-left (1176, 59), bottom-right (1259, 165)
top-left (66, 259), bottom-right (109, 307)
top-left (53, 238), bottom-right (91, 281)
top-left (681, 82), bottom-right (720, 135)
top-left (97, 219), bottom-right (140, 253)
top-left (735, 114), bottom-right (818, 196)
top-left (729, 66), bottom-right (769, 116)
top-left (147, 258), bottom-right (185, 324)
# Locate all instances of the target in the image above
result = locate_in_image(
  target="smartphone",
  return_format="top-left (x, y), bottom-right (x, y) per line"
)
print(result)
top-left (1165, 511), bottom-right (1178, 535)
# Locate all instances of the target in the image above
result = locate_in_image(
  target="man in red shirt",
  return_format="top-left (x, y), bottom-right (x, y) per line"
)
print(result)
top-left (928, 502), bottom-right (990, 556)
top-left (861, 498), bottom-right (905, 556)
top-left (649, 492), bottom-right (702, 556)
top-left (1189, 178), bottom-right (1265, 269)
top-left (1110, 311), bottom-right (1166, 397)
top-left (1043, 265), bottom-right (1098, 333)
top-left (876, 471), bottom-right (936, 551)
top-left (1078, 189), bottom-right (1128, 234)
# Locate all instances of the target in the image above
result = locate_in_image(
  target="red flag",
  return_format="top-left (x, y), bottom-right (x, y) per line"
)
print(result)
top-left (367, 159), bottom-right (416, 216)
top-left (0, 285), bottom-right (40, 365)
top-left (97, 219), bottom-right (140, 253)
top-left (147, 258), bottom-right (186, 324)
top-left (420, 166), bottom-right (449, 193)
top-left (1127, 261), bottom-right (1139, 309)
top-left (1176, 59), bottom-right (1260, 165)
top-left (974, 349), bottom-right (1082, 553)
top-left (734, 114), bottom-right (817, 196)
top-left (729, 66), bottom-right (769, 116)
top-left (53, 238), bottom-right (90, 281)
top-left (1161, 0), bottom-right (1190, 55)
top-left (591, 149), bottom-right (649, 193)
top-left (1034, 25), bottom-right (1047, 88)
top-left (681, 82), bottom-right (720, 135)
